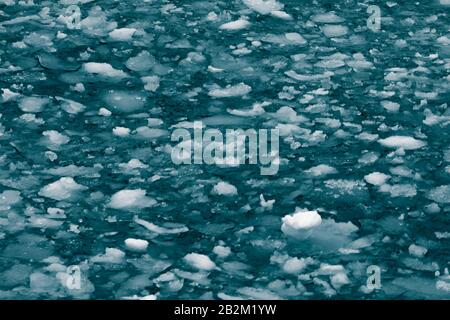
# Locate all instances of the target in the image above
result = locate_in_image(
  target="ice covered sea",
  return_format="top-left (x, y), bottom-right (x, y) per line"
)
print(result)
top-left (0, 0), bottom-right (449, 299)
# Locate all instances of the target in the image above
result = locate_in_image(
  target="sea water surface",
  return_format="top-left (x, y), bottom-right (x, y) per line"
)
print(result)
top-left (0, 0), bottom-right (449, 299)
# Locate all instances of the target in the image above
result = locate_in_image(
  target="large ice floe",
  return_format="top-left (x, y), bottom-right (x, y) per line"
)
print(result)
top-left (1, 0), bottom-right (450, 301)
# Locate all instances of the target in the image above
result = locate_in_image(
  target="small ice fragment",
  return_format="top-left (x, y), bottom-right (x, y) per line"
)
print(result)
top-left (211, 181), bottom-right (238, 196)
top-left (381, 101), bottom-right (400, 112)
top-left (0, 190), bottom-right (22, 208)
top-left (126, 51), bottom-right (156, 72)
top-left (112, 126), bottom-right (130, 137)
top-left (284, 32), bottom-right (307, 45)
top-left (98, 107), bottom-right (112, 116)
top-left (364, 172), bottom-right (391, 186)
top-left (124, 238), bottom-right (149, 252)
top-left (427, 185), bottom-right (450, 204)
top-left (56, 97), bottom-right (86, 114)
top-left (242, 0), bottom-right (283, 15)
top-left (108, 28), bottom-right (137, 41)
top-left (305, 164), bottom-right (337, 177)
top-left (91, 248), bottom-right (125, 264)
top-left (18, 96), bottom-right (49, 113)
top-left (282, 257), bottom-right (313, 274)
top-left (219, 19), bottom-right (250, 30)
top-left (102, 90), bottom-right (146, 112)
top-left (281, 209), bottom-right (322, 237)
top-left (107, 189), bottom-right (156, 209)
top-left (409, 244), bottom-right (427, 258)
top-left (213, 245), bottom-right (231, 258)
top-left (378, 136), bottom-right (426, 150)
top-left (321, 25), bottom-right (348, 37)
top-left (208, 83), bottom-right (251, 98)
top-left (311, 12), bottom-right (345, 23)
top-left (38, 177), bottom-right (87, 201)
top-left (183, 253), bottom-right (216, 271)
top-left (142, 76), bottom-right (160, 92)
top-left (42, 130), bottom-right (70, 146)
top-left (83, 62), bottom-right (128, 78)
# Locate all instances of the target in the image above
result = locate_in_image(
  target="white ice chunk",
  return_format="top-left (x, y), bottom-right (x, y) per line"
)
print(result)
top-left (219, 19), bottom-right (250, 30)
top-left (364, 172), bottom-right (391, 186)
top-left (378, 136), bottom-right (426, 150)
top-left (38, 177), bottom-right (87, 201)
top-left (381, 101), bottom-right (400, 112)
top-left (305, 164), bottom-right (337, 177)
top-left (213, 245), bottom-right (231, 258)
top-left (18, 96), bottom-right (49, 113)
top-left (124, 238), bottom-right (149, 252)
top-left (427, 185), bottom-right (450, 204)
top-left (321, 24), bottom-right (348, 37)
top-left (409, 244), bottom-right (427, 258)
top-left (107, 189), bottom-right (156, 209)
top-left (91, 248), bottom-right (125, 264)
top-left (142, 76), bottom-right (160, 92)
top-left (108, 28), bottom-right (137, 41)
top-left (208, 83), bottom-right (251, 98)
top-left (211, 181), bottom-right (238, 196)
top-left (281, 209), bottom-right (322, 237)
top-left (42, 130), bottom-right (70, 147)
top-left (311, 12), bottom-right (344, 23)
top-left (83, 62), bottom-right (128, 78)
top-left (126, 51), bottom-right (156, 72)
top-left (242, 0), bottom-right (283, 15)
top-left (112, 126), bottom-right (130, 137)
top-left (183, 253), bottom-right (216, 271)
top-left (98, 107), bottom-right (112, 116)
top-left (56, 97), bottom-right (86, 114)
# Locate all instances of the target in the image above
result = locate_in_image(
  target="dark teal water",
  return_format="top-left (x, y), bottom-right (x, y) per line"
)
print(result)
top-left (0, 0), bottom-right (449, 299)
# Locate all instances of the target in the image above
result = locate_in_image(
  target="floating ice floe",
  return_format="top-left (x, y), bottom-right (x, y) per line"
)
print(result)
top-left (243, 0), bottom-right (291, 19)
top-left (126, 51), bottom-right (156, 72)
top-left (364, 172), bottom-right (391, 186)
top-left (321, 25), bottom-right (348, 37)
top-left (108, 28), bottom-right (137, 41)
top-left (119, 159), bottom-right (148, 170)
top-left (311, 12), bottom-right (345, 23)
top-left (409, 244), bottom-right (427, 258)
top-left (211, 181), bottom-right (238, 196)
top-left (183, 253), bottom-right (216, 271)
top-left (381, 101), bottom-right (400, 112)
top-left (208, 83), bottom-right (251, 98)
top-left (91, 248), bottom-right (125, 264)
top-left (262, 33), bottom-right (307, 46)
top-left (80, 6), bottom-right (118, 37)
top-left (219, 19), bottom-right (250, 31)
top-left (142, 76), bottom-right (160, 92)
top-left (107, 189), bottom-right (156, 210)
top-left (98, 107), bottom-right (112, 116)
top-left (112, 126), bottom-right (130, 137)
top-left (213, 245), bottom-right (231, 258)
top-left (378, 136), bottom-right (426, 150)
top-left (242, 0), bottom-right (283, 14)
top-left (427, 185), bottom-right (450, 204)
top-left (38, 177), bottom-right (87, 201)
top-left (0, 190), bottom-right (21, 209)
top-left (55, 97), bottom-right (86, 114)
top-left (134, 216), bottom-right (189, 235)
top-left (124, 238), bottom-right (149, 252)
top-left (282, 257), bottom-right (314, 274)
top-left (305, 164), bottom-right (338, 177)
top-left (83, 62), bottom-right (128, 78)
top-left (18, 96), bottom-right (49, 113)
top-left (102, 90), bottom-right (146, 113)
top-left (281, 209), bottom-right (322, 238)
top-left (42, 130), bottom-right (70, 150)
